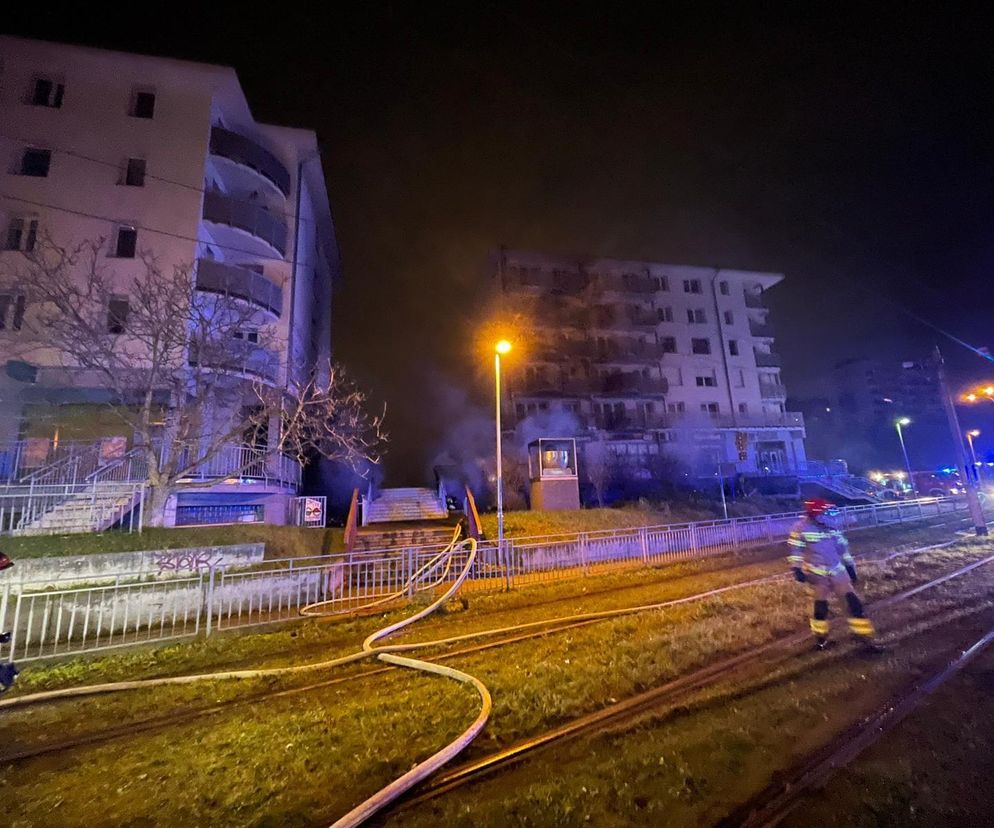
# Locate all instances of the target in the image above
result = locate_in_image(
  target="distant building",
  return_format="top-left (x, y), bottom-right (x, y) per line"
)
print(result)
top-left (833, 356), bottom-right (944, 427)
top-left (0, 36), bottom-right (337, 526)
top-left (493, 249), bottom-right (807, 487)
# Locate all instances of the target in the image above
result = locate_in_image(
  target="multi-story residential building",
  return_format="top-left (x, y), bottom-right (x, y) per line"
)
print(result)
top-left (0, 36), bottom-right (336, 527)
top-left (494, 249), bottom-right (806, 480)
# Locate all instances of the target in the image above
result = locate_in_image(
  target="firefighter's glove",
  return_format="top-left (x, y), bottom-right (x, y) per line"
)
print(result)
top-left (792, 567), bottom-right (807, 583)
top-left (845, 563), bottom-right (858, 583)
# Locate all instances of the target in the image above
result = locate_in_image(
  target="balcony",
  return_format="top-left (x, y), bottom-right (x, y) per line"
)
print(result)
top-left (202, 191), bottom-right (288, 256)
top-left (190, 343), bottom-right (282, 383)
top-left (748, 320), bottom-right (775, 338)
top-left (710, 412), bottom-right (805, 430)
top-left (598, 374), bottom-right (668, 396)
top-left (754, 351), bottom-right (782, 368)
top-left (195, 259), bottom-right (283, 317)
top-left (596, 273), bottom-right (657, 295)
top-left (744, 292), bottom-right (766, 309)
top-left (209, 127), bottom-right (291, 197)
top-left (759, 381), bottom-right (787, 400)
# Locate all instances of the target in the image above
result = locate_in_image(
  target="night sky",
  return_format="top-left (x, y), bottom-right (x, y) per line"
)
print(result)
top-left (7, 5), bottom-right (994, 481)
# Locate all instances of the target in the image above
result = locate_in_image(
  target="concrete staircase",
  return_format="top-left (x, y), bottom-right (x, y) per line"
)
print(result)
top-left (15, 484), bottom-right (143, 535)
top-left (364, 487), bottom-right (448, 524)
top-left (353, 524), bottom-right (457, 553)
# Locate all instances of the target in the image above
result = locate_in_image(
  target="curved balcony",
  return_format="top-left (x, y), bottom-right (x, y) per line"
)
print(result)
top-left (209, 127), bottom-right (291, 197)
top-left (189, 343), bottom-right (281, 383)
top-left (202, 191), bottom-right (288, 256)
top-left (195, 259), bottom-right (283, 317)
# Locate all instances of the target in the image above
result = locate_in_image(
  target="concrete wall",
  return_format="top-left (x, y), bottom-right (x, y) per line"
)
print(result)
top-left (1, 543), bottom-right (264, 590)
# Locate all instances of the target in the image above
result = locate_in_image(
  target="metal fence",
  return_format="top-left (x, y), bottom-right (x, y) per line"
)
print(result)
top-left (0, 496), bottom-right (968, 662)
top-left (0, 483), bottom-right (145, 536)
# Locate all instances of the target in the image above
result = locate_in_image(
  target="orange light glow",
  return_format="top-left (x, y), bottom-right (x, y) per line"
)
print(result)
top-left (495, 339), bottom-right (512, 355)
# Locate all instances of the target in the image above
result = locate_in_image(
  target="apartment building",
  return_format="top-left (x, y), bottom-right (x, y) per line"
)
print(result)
top-left (495, 249), bottom-right (806, 479)
top-left (0, 37), bottom-right (336, 526)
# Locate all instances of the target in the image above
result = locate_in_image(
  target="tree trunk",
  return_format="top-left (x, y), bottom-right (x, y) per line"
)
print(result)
top-left (144, 485), bottom-right (173, 528)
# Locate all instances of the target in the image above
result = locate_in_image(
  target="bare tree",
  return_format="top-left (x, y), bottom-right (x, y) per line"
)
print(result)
top-left (0, 234), bottom-right (385, 525)
top-left (582, 440), bottom-right (614, 507)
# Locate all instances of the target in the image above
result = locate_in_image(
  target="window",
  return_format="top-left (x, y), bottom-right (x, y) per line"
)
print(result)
top-left (4, 217), bottom-right (38, 252)
top-left (658, 306), bottom-right (674, 323)
top-left (130, 89), bottom-right (156, 119)
top-left (738, 402), bottom-right (748, 413)
top-left (687, 308), bottom-right (706, 324)
top-left (123, 158), bottom-right (146, 187)
top-left (696, 375), bottom-right (717, 387)
top-left (701, 402), bottom-right (720, 416)
top-left (0, 294), bottom-right (26, 331)
top-left (107, 298), bottom-right (129, 334)
top-left (683, 278), bottom-right (702, 294)
top-left (660, 336), bottom-right (677, 353)
top-left (233, 329), bottom-right (260, 344)
top-left (113, 225), bottom-right (138, 258)
top-left (19, 148), bottom-right (51, 177)
top-left (654, 275), bottom-right (669, 291)
top-left (719, 281), bottom-right (730, 295)
top-left (723, 310), bottom-right (734, 325)
top-left (728, 340), bottom-right (740, 356)
top-left (691, 337), bottom-right (711, 355)
top-left (667, 402), bottom-right (686, 414)
top-left (29, 77), bottom-right (64, 108)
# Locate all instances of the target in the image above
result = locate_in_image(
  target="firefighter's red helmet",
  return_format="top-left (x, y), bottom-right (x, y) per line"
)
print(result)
top-left (804, 498), bottom-right (833, 517)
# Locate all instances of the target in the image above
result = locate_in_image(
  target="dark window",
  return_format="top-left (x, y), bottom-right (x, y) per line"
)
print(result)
top-left (124, 158), bottom-right (146, 187)
top-left (687, 308), bottom-right (706, 324)
top-left (0, 295), bottom-right (10, 330)
top-left (658, 306), bottom-right (674, 322)
top-left (30, 78), bottom-right (64, 108)
top-left (719, 281), bottom-right (730, 295)
top-left (131, 90), bottom-right (156, 119)
top-left (233, 329), bottom-right (260, 344)
top-left (701, 402), bottom-right (720, 415)
top-left (20, 148), bottom-right (51, 177)
top-left (660, 336), bottom-right (677, 353)
top-left (107, 298), bottom-right (129, 334)
top-left (728, 340), bottom-right (740, 356)
top-left (696, 376), bottom-right (717, 387)
top-left (691, 338), bottom-right (711, 355)
top-left (724, 310), bottom-right (734, 325)
top-left (683, 279), bottom-right (702, 294)
top-left (4, 217), bottom-right (38, 252)
top-left (738, 402), bottom-right (748, 413)
top-left (114, 226), bottom-right (138, 258)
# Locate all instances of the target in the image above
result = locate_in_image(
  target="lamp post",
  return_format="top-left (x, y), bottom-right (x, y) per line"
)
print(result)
top-left (895, 417), bottom-right (916, 497)
top-left (967, 429), bottom-right (981, 484)
top-left (494, 340), bottom-right (512, 560)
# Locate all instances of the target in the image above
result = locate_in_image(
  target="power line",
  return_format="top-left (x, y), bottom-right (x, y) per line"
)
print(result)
top-left (0, 130), bottom-right (318, 227)
top-left (0, 191), bottom-right (318, 268)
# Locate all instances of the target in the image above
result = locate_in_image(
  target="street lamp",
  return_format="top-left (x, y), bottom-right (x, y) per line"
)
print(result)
top-left (967, 429), bottom-right (982, 483)
top-left (895, 417), bottom-right (917, 497)
top-left (494, 339), bottom-right (512, 560)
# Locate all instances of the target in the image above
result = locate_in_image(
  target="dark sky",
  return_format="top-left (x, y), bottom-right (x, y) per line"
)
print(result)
top-left (7, 4), bottom-right (994, 481)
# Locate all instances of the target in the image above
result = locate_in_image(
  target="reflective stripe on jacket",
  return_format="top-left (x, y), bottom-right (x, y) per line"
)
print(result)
top-left (786, 516), bottom-right (854, 576)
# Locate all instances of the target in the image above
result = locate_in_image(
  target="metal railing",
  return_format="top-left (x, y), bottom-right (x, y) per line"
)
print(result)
top-left (209, 126), bottom-right (291, 196)
top-left (0, 496), bottom-right (967, 662)
top-left (0, 483), bottom-right (144, 536)
top-left (195, 258), bottom-right (284, 317)
top-left (202, 190), bottom-right (288, 256)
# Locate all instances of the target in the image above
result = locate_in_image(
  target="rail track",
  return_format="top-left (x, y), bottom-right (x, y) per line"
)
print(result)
top-left (384, 551), bottom-right (994, 818)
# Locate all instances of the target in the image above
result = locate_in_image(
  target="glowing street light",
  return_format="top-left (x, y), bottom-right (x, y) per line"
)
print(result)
top-left (895, 418), bottom-right (917, 496)
top-left (494, 340), bottom-right (512, 559)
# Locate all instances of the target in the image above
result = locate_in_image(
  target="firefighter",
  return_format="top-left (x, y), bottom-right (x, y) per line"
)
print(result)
top-left (787, 498), bottom-right (877, 650)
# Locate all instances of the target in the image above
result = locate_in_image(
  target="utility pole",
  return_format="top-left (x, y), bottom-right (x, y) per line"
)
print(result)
top-left (935, 346), bottom-right (987, 535)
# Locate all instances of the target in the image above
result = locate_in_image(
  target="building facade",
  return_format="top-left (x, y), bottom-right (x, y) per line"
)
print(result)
top-left (0, 37), bottom-right (336, 526)
top-left (495, 249), bottom-right (806, 482)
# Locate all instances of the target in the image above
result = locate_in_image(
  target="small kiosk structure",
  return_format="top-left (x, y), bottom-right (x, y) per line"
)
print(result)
top-left (527, 438), bottom-right (580, 510)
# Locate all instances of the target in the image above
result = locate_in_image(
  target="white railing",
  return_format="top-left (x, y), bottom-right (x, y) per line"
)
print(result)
top-left (0, 496), bottom-right (968, 663)
top-left (0, 483), bottom-right (145, 537)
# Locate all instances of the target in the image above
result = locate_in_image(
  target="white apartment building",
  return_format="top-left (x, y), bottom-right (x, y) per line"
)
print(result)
top-left (496, 249), bottom-right (807, 478)
top-left (0, 36), bottom-right (336, 526)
